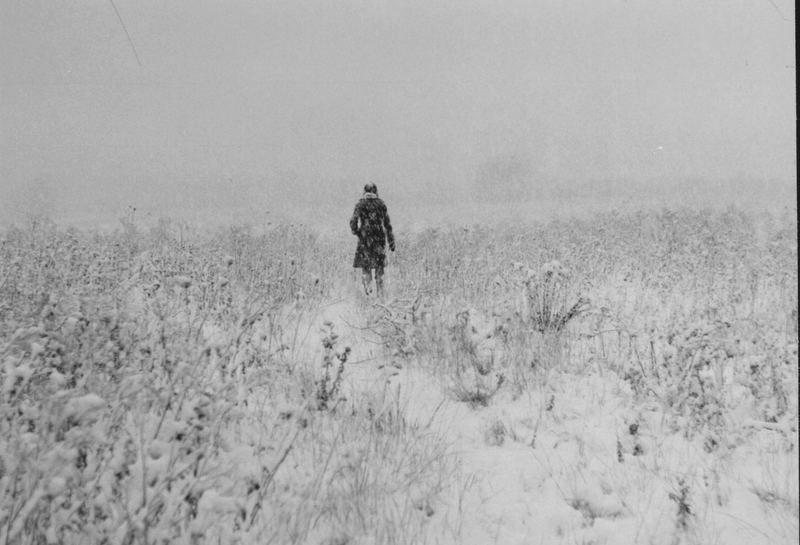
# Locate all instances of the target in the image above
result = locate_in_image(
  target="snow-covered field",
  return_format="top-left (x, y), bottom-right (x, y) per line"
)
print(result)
top-left (320, 295), bottom-right (797, 545)
top-left (0, 207), bottom-right (796, 544)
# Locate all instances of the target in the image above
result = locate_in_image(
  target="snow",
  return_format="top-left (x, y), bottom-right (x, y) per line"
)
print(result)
top-left (309, 297), bottom-right (799, 545)
top-left (198, 488), bottom-right (242, 515)
top-left (64, 394), bottom-right (105, 421)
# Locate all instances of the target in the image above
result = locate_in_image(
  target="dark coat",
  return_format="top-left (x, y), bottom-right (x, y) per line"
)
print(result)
top-left (350, 193), bottom-right (395, 269)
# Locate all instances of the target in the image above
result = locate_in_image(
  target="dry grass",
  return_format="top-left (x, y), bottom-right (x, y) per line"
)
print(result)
top-left (0, 206), bottom-right (796, 544)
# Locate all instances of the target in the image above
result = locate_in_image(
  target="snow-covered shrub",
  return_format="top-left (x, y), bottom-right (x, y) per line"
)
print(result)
top-left (315, 322), bottom-right (351, 411)
top-left (437, 309), bottom-right (505, 407)
top-left (514, 260), bottom-right (589, 335)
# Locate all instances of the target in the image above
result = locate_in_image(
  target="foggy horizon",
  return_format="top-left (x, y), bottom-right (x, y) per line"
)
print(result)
top-left (1, 0), bottom-right (796, 229)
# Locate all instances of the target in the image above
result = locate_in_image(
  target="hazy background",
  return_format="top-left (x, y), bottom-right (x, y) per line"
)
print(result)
top-left (1, 0), bottom-right (796, 231)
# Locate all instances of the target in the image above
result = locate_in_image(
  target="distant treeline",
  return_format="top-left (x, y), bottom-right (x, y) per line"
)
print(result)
top-left (2, 167), bottom-right (793, 230)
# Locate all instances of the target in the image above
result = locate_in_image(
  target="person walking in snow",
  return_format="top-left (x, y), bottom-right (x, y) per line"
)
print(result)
top-left (350, 183), bottom-right (395, 296)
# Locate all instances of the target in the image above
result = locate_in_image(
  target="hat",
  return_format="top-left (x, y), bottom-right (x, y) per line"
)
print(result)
top-left (364, 183), bottom-right (378, 195)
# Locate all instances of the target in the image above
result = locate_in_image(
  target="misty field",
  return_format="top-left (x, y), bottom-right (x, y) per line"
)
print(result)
top-left (0, 207), bottom-right (796, 545)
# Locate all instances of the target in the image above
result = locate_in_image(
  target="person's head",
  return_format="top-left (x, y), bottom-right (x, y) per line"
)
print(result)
top-left (364, 183), bottom-right (378, 195)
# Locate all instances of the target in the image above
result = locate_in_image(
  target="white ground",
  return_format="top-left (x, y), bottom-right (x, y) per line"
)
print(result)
top-left (306, 298), bottom-right (798, 545)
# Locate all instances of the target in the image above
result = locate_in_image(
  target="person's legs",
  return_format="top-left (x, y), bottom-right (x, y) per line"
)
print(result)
top-left (361, 267), bottom-right (373, 295)
top-left (375, 265), bottom-right (385, 297)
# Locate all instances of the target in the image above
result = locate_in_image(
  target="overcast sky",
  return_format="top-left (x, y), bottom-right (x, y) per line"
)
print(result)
top-left (0, 0), bottom-right (795, 223)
